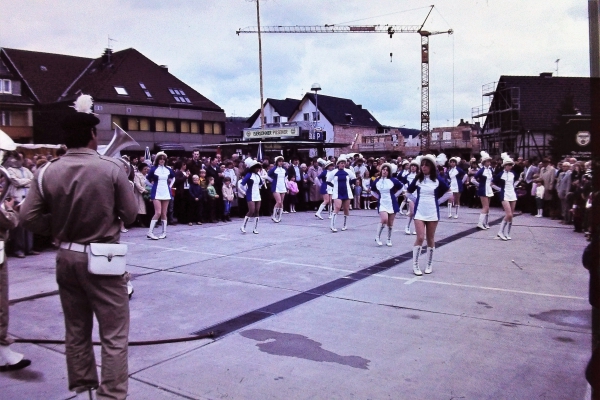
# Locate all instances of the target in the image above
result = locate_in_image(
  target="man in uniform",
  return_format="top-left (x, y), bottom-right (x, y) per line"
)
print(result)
top-left (21, 95), bottom-right (137, 399)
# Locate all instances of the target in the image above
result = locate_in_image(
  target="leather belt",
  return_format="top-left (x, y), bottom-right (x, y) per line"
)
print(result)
top-left (59, 242), bottom-right (89, 253)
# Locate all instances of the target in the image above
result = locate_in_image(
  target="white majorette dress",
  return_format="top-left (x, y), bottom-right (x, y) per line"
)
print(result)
top-left (148, 165), bottom-right (174, 200)
top-left (475, 166), bottom-right (494, 197)
top-left (268, 166), bottom-right (287, 194)
top-left (241, 172), bottom-right (263, 202)
top-left (446, 166), bottom-right (466, 193)
top-left (494, 170), bottom-right (517, 202)
top-left (326, 168), bottom-right (357, 200)
top-left (407, 175), bottom-right (450, 221)
top-left (373, 177), bottom-right (404, 213)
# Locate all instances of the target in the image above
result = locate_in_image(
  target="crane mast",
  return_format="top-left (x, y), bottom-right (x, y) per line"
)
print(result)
top-left (236, 5), bottom-right (452, 153)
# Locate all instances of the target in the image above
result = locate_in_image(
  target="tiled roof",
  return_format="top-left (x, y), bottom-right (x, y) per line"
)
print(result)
top-left (1, 48), bottom-right (93, 104)
top-left (268, 98), bottom-right (301, 117)
top-left (65, 48), bottom-right (222, 111)
top-left (225, 117), bottom-right (250, 137)
top-left (1, 47), bottom-right (223, 112)
top-left (488, 75), bottom-right (590, 132)
top-left (303, 93), bottom-right (381, 127)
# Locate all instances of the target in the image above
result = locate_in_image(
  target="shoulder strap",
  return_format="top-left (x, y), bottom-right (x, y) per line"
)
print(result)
top-left (36, 162), bottom-right (52, 200)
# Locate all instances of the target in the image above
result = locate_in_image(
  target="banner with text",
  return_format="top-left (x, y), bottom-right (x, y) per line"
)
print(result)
top-left (243, 126), bottom-right (300, 140)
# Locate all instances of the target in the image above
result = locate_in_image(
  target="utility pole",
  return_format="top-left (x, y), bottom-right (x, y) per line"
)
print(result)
top-left (590, 0), bottom-right (600, 77)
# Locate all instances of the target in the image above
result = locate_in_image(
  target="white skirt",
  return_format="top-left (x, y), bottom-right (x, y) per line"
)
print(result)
top-left (414, 195), bottom-right (439, 221)
top-left (154, 181), bottom-right (171, 200)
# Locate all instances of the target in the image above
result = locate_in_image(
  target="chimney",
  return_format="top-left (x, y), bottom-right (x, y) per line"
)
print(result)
top-left (159, 65), bottom-right (168, 72)
top-left (540, 72), bottom-right (553, 78)
top-left (357, 104), bottom-right (362, 109)
top-left (102, 48), bottom-right (113, 64)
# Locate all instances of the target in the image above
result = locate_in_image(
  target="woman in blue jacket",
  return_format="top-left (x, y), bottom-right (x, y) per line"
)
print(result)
top-left (146, 152), bottom-right (175, 240)
top-left (445, 157), bottom-right (466, 219)
top-left (371, 163), bottom-right (404, 247)
top-left (406, 155), bottom-right (450, 276)
top-left (474, 151), bottom-right (494, 230)
top-left (493, 153), bottom-right (518, 240)
top-left (315, 161), bottom-right (335, 219)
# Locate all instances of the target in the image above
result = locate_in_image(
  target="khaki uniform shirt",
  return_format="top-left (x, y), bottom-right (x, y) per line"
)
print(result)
top-left (20, 148), bottom-right (137, 244)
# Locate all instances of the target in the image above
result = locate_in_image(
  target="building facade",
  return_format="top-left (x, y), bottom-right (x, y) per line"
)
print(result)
top-left (430, 119), bottom-right (481, 159)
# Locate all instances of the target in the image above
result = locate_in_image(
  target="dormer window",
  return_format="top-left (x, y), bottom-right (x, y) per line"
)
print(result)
top-left (144, 90), bottom-right (152, 98)
top-left (114, 86), bottom-right (128, 96)
top-left (168, 88), bottom-right (190, 103)
top-left (40, 66), bottom-right (47, 72)
top-left (139, 82), bottom-right (147, 89)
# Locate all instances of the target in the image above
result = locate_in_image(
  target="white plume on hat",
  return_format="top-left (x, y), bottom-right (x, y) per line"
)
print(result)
top-left (436, 153), bottom-right (447, 166)
top-left (501, 152), bottom-right (514, 166)
top-left (244, 157), bottom-right (260, 168)
top-left (71, 94), bottom-right (95, 114)
top-left (410, 156), bottom-right (422, 166)
top-left (317, 158), bottom-right (326, 166)
top-left (480, 151), bottom-right (492, 162)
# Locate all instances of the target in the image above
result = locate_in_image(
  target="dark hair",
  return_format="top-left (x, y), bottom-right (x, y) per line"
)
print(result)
top-left (65, 126), bottom-right (96, 149)
top-left (223, 176), bottom-right (231, 183)
top-left (154, 154), bottom-right (167, 166)
top-left (416, 159), bottom-right (437, 182)
top-left (251, 164), bottom-right (262, 173)
top-left (174, 161), bottom-right (183, 170)
top-left (380, 165), bottom-right (392, 176)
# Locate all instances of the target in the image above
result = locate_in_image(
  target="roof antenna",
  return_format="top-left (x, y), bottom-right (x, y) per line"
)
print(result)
top-left (108, 35), bottom-right (117, 50)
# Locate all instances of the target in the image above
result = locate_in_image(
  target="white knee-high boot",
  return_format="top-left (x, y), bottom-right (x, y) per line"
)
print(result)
top-left (240, 216), bottom-right (249, 233)
top-left (405, 217), bottom-right (413, 235)
top-left (375, 223), bottom-right (384, 246)
top-left (0, 345), bottom-right (24, 366)
top-left (497, 221), bottom-right (507, 240)
top-left (159, 220), bottom-right (167, 239)
top-left (342, 215), bottom-right (348, 231)
top-left (484, 213), bottom-right (490, 229)
top-left (424, 247), bottom-right (435, 274)
top-left (477, 214), bottom-right (486, 230)
top-left (506, 222), bottom-right (512, 240)
top-left (412, 246), bottom-right (423, 276)
top-left (330, 213), bottom-right (338, 232)
top-left (315, 203), bottom-right (326, 219)
top-left (253, 217), bottom-right (260, 234)
top-left (147, 219), bottom-right (159, 240)
top-left (447, 203), bottom-right (452, 218)
top-left (386, 226), bottom-right (393, 246)
top-left (454, 205), bottom-right (460, 219)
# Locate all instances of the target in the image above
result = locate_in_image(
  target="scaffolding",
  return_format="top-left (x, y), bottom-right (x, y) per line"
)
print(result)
top-left (472, 81), bottom-right (548, 160)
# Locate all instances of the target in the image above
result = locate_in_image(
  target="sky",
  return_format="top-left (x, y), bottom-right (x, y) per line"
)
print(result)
top-left (0, 0), bottom-right (591, 129)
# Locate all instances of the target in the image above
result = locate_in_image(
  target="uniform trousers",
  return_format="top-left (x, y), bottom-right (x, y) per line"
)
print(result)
top-left (0, 261), bottom-right (12, 346)
top-left (56, 249), bottom-right (129, 399)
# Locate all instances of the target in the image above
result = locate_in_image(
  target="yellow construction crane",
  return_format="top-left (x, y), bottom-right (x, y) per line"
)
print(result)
top-left (236, 5), bottom-right (453, 153)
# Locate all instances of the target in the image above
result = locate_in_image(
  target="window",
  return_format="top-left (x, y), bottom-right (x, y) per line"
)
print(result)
top-left (204, 122), bottom-right (213, 134)
top-left (462, 130), bottom-right (471, 141)
top-left (180, 121), bottom-right (190, 133)
top-left (139, 82), bottom-right (147, 89)
top-left (166, 119), bottom-right (176, 132)
top-left (183, 97), bottom-right (191, 103)
top-left (190, 121), bottom-right (200, 133)
top-left (144, 90), bottom-right (152, 98)
top-left (168, 88), bottom-right (189, 103)
top-left (431, 132), bottom-right (439, 141)
top-left (1, 80), bottom-right (11, 94)
top-left (312, 112), bottom-right (320, 121)
top-left (169, 88), bottom-right (176, 95)
top-left (139, 118), bottom-right (150, 131)
top-left (11, 81), bottom-right (21, 96)
top-left (179, 89), bottom-right (186, 96)
top-left (273, 116), bottom-right (280, 123)
top-left (127, 117), bottom-right (139, 131)
top-left (213, 123), bottom-right (222, 135)
top-left (155, 119), bottom-right (165, 132)
top-left (303, 113), bottom-right (310, 121)
top-left (174, 96), bottom-right (182, 103)
top-left (0, 111), bottom-right (9, 126)
top-left (10, 111), bottom-right (28, 127)
top-left (442, 131), bottom-right (451, 140)
top-left (111, 115), bottom-right (122, 129)
top-left (114, 86), bottom-right (128, 96)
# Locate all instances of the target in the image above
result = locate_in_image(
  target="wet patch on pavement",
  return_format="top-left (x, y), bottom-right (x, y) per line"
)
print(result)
top-left (241, 329), bottom-right (370, 370)
top-left (529, 309), bottom-right (591, 329)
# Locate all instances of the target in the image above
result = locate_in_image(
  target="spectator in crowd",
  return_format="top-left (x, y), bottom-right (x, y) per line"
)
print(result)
top-left (133, 164), bottom-right (149, 226)
top-left (7, 153), bottom-right (38, 258)
top-left (187, 150), bottom-right (203, 181)
top-left (539, 158), bottom-right (555, 217)
top-left (222, 176), bottom-right (234, 222)
top-left (286, 175), bottom-right (299, 213)
top-left (188, 175), bottom-right (203, 225)
top-left (556, 162), bottom-right (572, 224)
top-left (173, 161), bottom-right (190, 225)
top-left (206, 176), bottom-right (219, 223)
top-left (534, 178), bottom-right (545, 218)
top-left (307, 158), bottom-right (323, 211)
top-left (205, 156), bottom-right (224, 222)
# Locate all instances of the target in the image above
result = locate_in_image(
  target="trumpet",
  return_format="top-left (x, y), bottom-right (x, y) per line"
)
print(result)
top-left (99, 123), bottom-right (139, 176)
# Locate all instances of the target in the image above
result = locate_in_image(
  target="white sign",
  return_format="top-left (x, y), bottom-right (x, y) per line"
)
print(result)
top-left (243, 126), bottom-right (299, 140)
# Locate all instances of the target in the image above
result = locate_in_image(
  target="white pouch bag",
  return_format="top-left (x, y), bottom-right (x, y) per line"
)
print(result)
top-left (0, 240), bottom-right (5, 265)
top-left (87, 243), bottom-right (128, 276)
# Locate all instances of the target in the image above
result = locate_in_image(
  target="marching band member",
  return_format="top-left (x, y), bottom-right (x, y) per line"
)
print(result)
top-left (401, 158), bottom-right (420, 235)
top-left (315, 161), bottom-right (335, 219)
top-left (240, 158), bottom-right (264, 234)
top-left (326, 155), bottom-right (356, 232)
top-left (406, 154), bottom-right (450, 276)
top-left (371, 163), bottom-right (404, 246)
top-left (474, 151), bottom-right (494, 230)
top-left (147, 151), bottom-right (175, 239)
top-left (446, 156), bottom-right (466, 219)
top-left (493, 153), bottom-right (518, 240)
top-left (268, 156), bottom-right (287, 223)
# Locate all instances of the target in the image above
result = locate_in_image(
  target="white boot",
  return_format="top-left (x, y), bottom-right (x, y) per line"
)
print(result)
top-left (375, 223), bottom-right (384, 246)
top-left (386, 226), bottom-right (393, 246)
top-left (330, 213), bottom-right (338, 232)
top-left (484, 213), bottom-right (490, 229)
top-left (447, 203), bottom-right (452, 218)
top-left (341, 215), bottom-right (348, 231)
top-left (477, 214), bottom-right (486, 230)
top-left (454, 205), bottom-right (459, 219)
top-left (506, 222), bottom-right (512, 240)
top-left (315, 203), bottom-right (326, 220)
top-left (424, 247), bottom-right (434, 274)
top-left (147, 219), bottom-right (159, 240)
top-left (0, 345), bottom-right (24, 366)
top-left (253, 217), bottom-right (260, 234)
top-left (158, 220), bottom-right (167, 239)
top-left (412, 246), bottom-right (423, 276)
top-left (497, 221), bottom-right (508, 240)
top-left (240, 216), bottom-right (249, 233)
